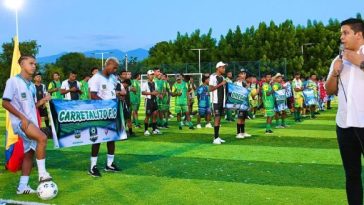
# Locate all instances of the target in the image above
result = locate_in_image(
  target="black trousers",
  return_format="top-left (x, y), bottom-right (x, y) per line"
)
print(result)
top-left (337, 125), bottom-right (364, 205)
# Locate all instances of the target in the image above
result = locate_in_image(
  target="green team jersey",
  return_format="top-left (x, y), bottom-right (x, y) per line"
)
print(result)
top-left (130, 79), bottom-right (141, 103)
top-left (79, 80), bottom-right (89, 100)
top-left (172, 81), bottom-right (189, 105)
top-left (48, 80), bottom-right (63, 99)
top-left (272, 82), bottom-right (282, 91)
top-left (262, 82), bottom-right (274, 107)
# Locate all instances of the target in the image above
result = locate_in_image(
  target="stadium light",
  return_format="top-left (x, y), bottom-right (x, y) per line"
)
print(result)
top-left (190, 48), bottom-right (207, 73)
top-left (125, 53), bottom-right (128, 71)
top-left (93, 51), bottom-right (112, 70)
top-left (301, 43), bottom-right (315, 55)
top-left (5, 0), bottom-right (24, 37)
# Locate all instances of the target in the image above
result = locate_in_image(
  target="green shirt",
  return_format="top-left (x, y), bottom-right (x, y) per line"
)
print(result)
top-left (130, 79), bottom-right (141, 103)
top-left (172, 81), bottom-right (188, 105)
top-left (48, 80), bottom-right (63, 99)
top-left (79, 80), bottom-right (89, 100)
top-left (262, 82), bottom-right (274, 107)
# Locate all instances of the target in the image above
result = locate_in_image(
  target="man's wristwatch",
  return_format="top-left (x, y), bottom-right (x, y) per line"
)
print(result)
top-left (360, 61), bottom-right (364, 70)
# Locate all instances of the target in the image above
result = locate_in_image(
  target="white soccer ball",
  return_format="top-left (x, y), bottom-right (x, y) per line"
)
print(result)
top-left (37, 181), bottom-right (58, 200)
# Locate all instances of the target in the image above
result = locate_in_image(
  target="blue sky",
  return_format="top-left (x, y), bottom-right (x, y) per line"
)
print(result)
top-left (0, 0), bottom-right (362, 57)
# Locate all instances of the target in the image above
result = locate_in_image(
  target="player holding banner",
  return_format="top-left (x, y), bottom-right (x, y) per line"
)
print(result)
top-left (272, 73), bottom-right (288, 128)
top-left (88, 57), bottom-right (121, 177)
top-left (230, 74), bottom-right (252, 139)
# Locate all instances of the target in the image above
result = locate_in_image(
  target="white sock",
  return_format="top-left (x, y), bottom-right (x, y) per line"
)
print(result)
top-left (36, 158), bottom-right (47, 176)
top-left (90, 157), bottom-right (98, 169)
top-left (18, 176), bottom-right (29, 189)
top-left (107, 154), bottom-right (114, 167)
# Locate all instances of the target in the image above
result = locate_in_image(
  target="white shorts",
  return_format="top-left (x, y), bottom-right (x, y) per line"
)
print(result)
top-left (14, 122), bottom-right (37, 153)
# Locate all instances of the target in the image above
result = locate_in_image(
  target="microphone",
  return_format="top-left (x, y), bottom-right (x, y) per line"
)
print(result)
top-left (339, 44), bottom-right (344, 59)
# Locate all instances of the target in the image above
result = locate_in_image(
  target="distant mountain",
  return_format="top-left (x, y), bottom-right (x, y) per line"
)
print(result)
top-left (37, 48), bottom-right (149, 64)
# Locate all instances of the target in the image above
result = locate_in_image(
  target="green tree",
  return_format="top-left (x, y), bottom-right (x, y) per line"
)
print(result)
top-left (0, 39), bottom-right (39, 94)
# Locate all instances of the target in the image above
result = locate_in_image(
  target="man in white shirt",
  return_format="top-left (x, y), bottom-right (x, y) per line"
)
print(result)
top-left (325, 18), bottom-right (364, 205)
top-left (87, 57), bottom-right (121, 177)
top-left (209, 61), bottom-right (227, 144)
top-left (61, 71), bottom-right (82, 100)
top-left (2, 55), bottom-right (52, 194)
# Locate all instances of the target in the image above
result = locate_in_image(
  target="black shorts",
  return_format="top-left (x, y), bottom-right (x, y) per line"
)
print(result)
top-left (38, 107), bottom-right (48, 117)
top-left (213, 103), bottom-right (225, 117)
top-left (145, 99), bottom-right (158, 116)
top-left (123, 103), bottom-right (131, 120)
top-left (237, 110), bottom-right (248, 119)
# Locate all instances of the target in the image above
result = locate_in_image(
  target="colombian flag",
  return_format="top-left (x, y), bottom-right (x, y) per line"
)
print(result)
top-left (5, 36), bottom-right (23, 172)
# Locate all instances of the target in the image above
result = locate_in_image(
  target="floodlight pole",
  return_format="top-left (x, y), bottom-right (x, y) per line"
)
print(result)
top-left (301, 43), bottom-right (315, 55)
top-left (15, 8), bottom-right (19, 37)
top-left (125, 53), bottom-right (128, 71)
top-left (191, 48), bottom-right (207, 73)
top-left (93, 52), bottom-right (112, 69)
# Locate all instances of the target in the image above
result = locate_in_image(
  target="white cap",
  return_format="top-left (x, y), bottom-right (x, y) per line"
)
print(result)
top-left (147, 70), bottom-right (154, 75)
top-left (216, 61), bottom-right (227, 68)
top-left (273, 73), bottom-right (284, 78)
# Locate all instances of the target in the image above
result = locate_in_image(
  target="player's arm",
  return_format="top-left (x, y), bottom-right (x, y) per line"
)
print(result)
top-left (209, 78), bottom-right (226, 92)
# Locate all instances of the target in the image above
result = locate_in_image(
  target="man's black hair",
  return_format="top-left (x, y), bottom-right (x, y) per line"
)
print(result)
top-left (341, 18), bottom-right (364, 37)
top-left (18, 55), bottom-right (35, 64)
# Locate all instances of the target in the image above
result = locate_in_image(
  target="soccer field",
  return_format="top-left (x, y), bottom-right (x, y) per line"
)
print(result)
top-left (0, 101), bottom-right (348, 204)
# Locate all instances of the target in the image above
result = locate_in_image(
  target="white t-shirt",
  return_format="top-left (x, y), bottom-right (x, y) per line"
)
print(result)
top-left (61, 80), bottom-right (81, 100)
top-left (88, 72), bottom-right (117, 100)
top-left (2, 75), bottom-right (39, 130)
top-left (209, 73), bottom-right (226, 105)
top-left (328, 45), bottom-right (364, 128)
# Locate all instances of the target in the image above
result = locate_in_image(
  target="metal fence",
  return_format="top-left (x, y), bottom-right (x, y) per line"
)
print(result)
top-left (126, 60), bottom-right (288, 79)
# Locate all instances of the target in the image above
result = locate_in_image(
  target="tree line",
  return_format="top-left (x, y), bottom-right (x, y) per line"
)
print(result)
top-left (0, 13), bottom-right (362, 94)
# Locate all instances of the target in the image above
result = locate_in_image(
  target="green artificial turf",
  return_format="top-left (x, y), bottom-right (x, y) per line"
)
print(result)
top-left (0, 100), bottom-right (349, 205)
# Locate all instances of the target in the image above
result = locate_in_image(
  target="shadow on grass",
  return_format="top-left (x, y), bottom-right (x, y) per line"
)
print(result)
top-left (35, 149), bottom-right (345, 190)
top-left (129, 133), bottom-right (338, 149)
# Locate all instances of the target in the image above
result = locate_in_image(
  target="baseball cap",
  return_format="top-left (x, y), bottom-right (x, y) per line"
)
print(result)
top-left (147, 70), bottom-right (154, 75)
top-left (216, 61), bottom-right (227, 68)
top-left (273, 73), bottom-right (284, 78)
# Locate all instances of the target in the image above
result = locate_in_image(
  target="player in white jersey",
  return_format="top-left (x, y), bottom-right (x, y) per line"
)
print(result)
top-left (2, 55), bottom-right (52, 194)
top-left (87, 57), bottom-right (121, 177)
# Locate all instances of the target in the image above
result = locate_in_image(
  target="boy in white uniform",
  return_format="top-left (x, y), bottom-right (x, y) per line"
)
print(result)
top-left (2, 55), bottom-right (52, 194)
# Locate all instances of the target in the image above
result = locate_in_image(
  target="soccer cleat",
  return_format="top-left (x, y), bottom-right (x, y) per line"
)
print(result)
top-left (213, 138), bottom-right (222, 145)
top-left (17, 185), bottom-right (36, 195)
top-left (152, 129), bottom-right (162, 135)
top-left (218, 137), bottom-right (226, 143)
top-left (179, 126), bottom-right (182, 130)
top-left (89, 165), bottom-right (101, 177)
top-left (236, 133), bottom-right (245, 139)
top-left (144, 130), bottom-right (151, 136)
top-left (242, 133), bottom-right (252, 138)
top-left (105, 163), bottom-right (121, 172)
top-left (265, 130), bottom-right (274, 134)
top-left (189, 126), bottom-right (195, 130)
top-left (205, 123), bottom-right (213, 128)
top-left (196, 124), bottom-right (202, 129)
top-left (39, 172), bottom-right (52, 183)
